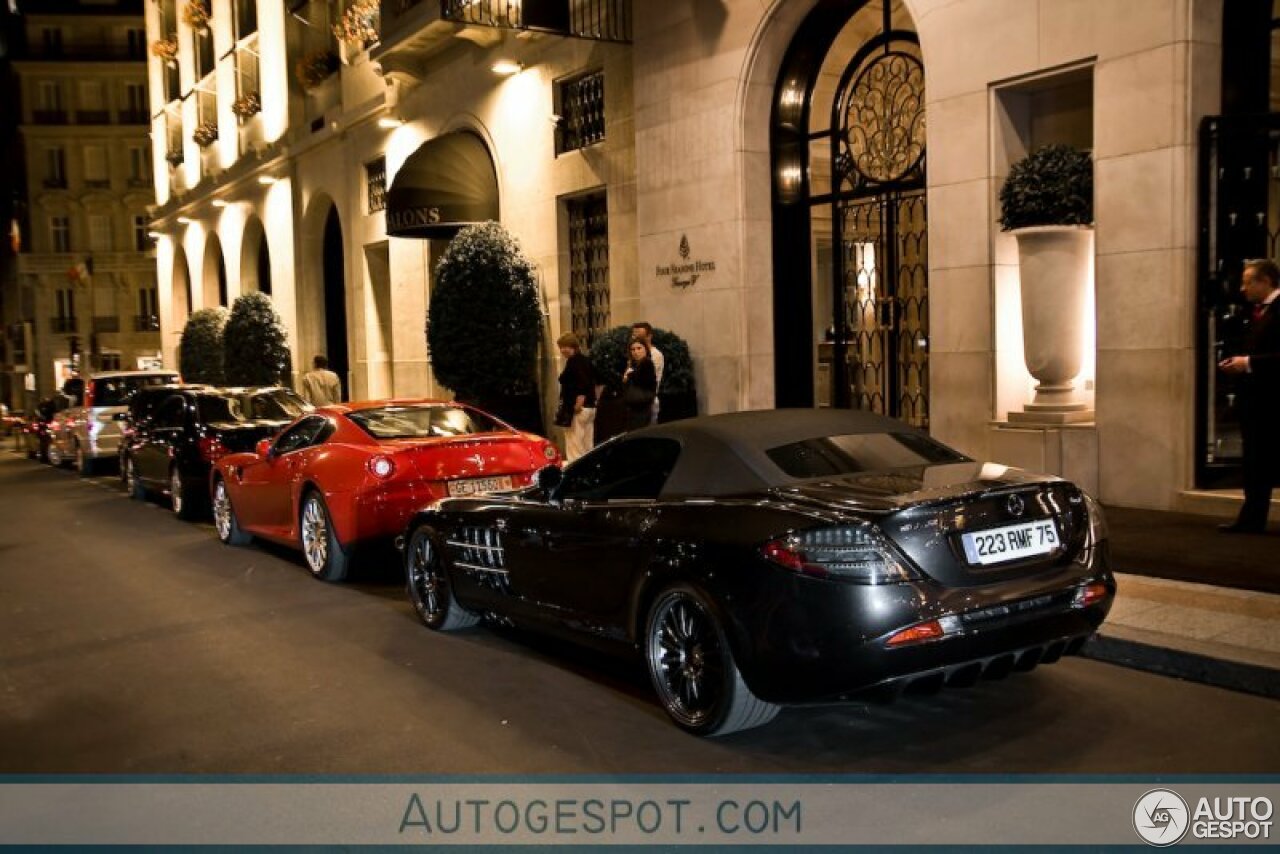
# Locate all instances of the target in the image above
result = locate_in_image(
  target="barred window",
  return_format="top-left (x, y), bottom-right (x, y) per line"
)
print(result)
top-left (566, 192), bottom-right (610, 348)
top-left (366, 156), bottom-right (386, 213)
top-left (556, 70), bottom-right (605, 155)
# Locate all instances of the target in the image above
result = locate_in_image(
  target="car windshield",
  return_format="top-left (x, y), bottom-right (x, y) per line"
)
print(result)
top-left (197, 389), bottom-right (311, 425)
top-left (347, 405), bottom-right (506, 439)
top-left (91, 374), bottom-right (179, 407)
top-left (766, 432), bottom-right (969, 478)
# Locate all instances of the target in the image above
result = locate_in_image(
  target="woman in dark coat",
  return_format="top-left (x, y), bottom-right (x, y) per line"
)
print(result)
top-left (555, 332), bottom-right (596, 462)
top-left (622, 339), bottom-right (657, 431)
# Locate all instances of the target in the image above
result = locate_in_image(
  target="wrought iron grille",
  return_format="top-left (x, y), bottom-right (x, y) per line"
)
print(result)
top-left (441, 0), bottom-right (521, 28)
top-left (556, 70), bottom-right (605, 154)
top-left (567, 193), bottom-right (610, 348)
top-left (441, 0), bottom-right (631, 42)
top-left (366, 156), bottom-right (386, 213)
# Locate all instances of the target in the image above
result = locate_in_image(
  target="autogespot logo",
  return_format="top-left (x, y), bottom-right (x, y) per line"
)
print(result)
top-left (1134, 789), bottom-right (1190, 846)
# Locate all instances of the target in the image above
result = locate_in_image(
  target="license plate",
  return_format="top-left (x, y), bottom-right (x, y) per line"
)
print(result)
top-left (961, 520), bottom-right (1059, 566)
top-left (447, 476), bottom-right (514, 497)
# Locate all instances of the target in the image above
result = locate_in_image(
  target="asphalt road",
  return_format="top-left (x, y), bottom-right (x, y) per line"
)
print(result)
top-left (1, 451), bottom-right (1277, 774)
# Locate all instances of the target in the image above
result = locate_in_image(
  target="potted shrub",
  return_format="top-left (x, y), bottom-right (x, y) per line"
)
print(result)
top-left (588, 325), bottom-right (697, 442)
top-left (296, 49), bottom-right (339, 90)
top-left (998, 144), bottom-right (1093, 416)
top-left (182, 0), bottom-right (210, 34)
top-left (179, 307), bottom-right (229, 384)
top-left (193, 121), bottom-right (218, 148)
top-left (427, 222), bottom-right (543, 432)
top-left (231, 92), bottom-right (261, 120)
top-left (223, 293), bottom-right (291, 387)
top-left (151, 36), bottom-right (178, 67)
top-left (334, 0), bottom-right (379, 49)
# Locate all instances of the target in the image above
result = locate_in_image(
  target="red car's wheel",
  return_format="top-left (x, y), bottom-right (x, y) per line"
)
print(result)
top-left (212, 479), bottom-right (251, 546)
top-left (300, 491), bottom-right (349, 582)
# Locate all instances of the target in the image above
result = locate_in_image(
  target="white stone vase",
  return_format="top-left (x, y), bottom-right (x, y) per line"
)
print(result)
top-left (1013, 225), bottom-right (1093, 414)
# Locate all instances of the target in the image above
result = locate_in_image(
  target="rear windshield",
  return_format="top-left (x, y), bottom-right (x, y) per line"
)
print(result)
top-left (91, 374), bottom-right (179, 407)
top-left (347, 405), bottom-right (507, 440)
top-left (766, 432), bottom-right (969, 478)
top-left (196, 389), bottom-right (311, 425)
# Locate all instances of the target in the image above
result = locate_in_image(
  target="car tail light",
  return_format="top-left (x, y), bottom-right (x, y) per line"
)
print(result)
top-left (1073, 582), bottom-right (1109, 609)
top-left (198, 436), bottom-right (228, 462)
top-left (760, 524), bottom-right (920, 584)
top-left (368, 455), bottom-right (395, 479)
top-left (886, 615), bottom-right (962, 648)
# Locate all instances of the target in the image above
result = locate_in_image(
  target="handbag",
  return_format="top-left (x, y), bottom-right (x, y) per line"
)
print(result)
top-left (554, 402), bottom-right (574, 427)
top-left (623, 383), bottom-right (653, 409)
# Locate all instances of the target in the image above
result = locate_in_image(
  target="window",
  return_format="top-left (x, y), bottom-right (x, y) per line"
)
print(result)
top-left (272, 416), bottom-right (333, 455)
top-left (556, 69), bottom-right (606, 155)
top-left (125, 83), bottom-right (147, 118)
top-left (153, 395), bottom-right (188, 430)
top-left (765, 432), bottom-right (969, 479)
top-left (84, 146), bottom-right (108, 184)
top-left (566, 192), bottom-right (610, 348)
top-left (128, 146), bottom-right (150, 184)
top-left (559, 438), bottom-right (682, 501)
top-left (89, 215), bottom-right (112, 251)
top-left (126, 28), bottom-right (147, 58)
top-left (347, 405), bottom-right (504, 439)
top-left (366, 156), bottom-right (386, 213)
top-left (56, 288), bottom-right (76, 320)
top-left (133, 216), bottom-right (151, 251)
top-left (77, 81), bottom-right (106, 122)
top-left (41, 28), bottom-right (63, 56)
top-left (99, 353), bottom-right (122, 372)
top-left (50, 216), bottom-right (71, 252)
top-left (44, 147), bottom-right (66, 188)
top-left (37, 80), bottom-right (63, 112)
top-left (195, 28), bottom-right (214, 79)
top-left (233, 0), bottom-right (257, 38)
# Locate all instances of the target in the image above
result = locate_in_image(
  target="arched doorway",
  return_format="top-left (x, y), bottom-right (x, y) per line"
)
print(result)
top-left (172, 243), bottom-right (192, 324)
top-left (771, 0), bottom-right (928, 428)
top-left (240, 216), bottom-right (272, 296)
top-left (202, 232), bottom-right (228, 308)
top-left (320, 207), bottom-right (349, 400)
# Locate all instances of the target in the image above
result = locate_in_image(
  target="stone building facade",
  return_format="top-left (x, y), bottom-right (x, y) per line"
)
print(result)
top-left (149, 0), bottom-right (1267, 514)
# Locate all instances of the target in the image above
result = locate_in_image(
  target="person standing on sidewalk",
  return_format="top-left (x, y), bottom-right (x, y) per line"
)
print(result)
top-left (631, 322), bottom-right (663, 424)
top-left (555, 333), bottom-right (596, 462)
top-left (299, 355), bottom-right (342, 407)
top-left (1218, 258), bottom-right (1280, 533)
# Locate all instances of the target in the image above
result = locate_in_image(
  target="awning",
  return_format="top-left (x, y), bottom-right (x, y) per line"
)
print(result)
top-left (385, 131), bottom-right (499, 239)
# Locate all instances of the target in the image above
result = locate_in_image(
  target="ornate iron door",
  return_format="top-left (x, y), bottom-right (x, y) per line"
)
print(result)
top-left (830, 37), bottom-right (928, 428)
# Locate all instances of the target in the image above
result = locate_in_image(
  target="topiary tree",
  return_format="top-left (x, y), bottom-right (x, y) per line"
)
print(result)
top-left (223, 292), bottom-right (290, 387)
top-left (428, 222), bottom-right (542, 408)
top-left (589, 325), bottom-right (697, 440)
top-left (178, 307), bottom-right (229, 384)
top-left (998, 144), bottom-right (1093, 231)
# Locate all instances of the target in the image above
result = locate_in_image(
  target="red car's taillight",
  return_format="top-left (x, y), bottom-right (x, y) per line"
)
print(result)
top-left (367, 455), bottom-right (396, 479)
top-left (198, 436), bottom-right (228, 463)
top-left (760, 524), bottom-right (920, 585)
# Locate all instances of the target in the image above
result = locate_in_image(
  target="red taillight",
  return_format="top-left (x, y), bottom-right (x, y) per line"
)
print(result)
top-left (198, 436), bottom-right (228, 462)
top-left (367, 455), bottom-right (395, 479)
top-left (760, 539), bottom-right (811, 575)
top-left (1074, 582), bottom-right (1109, 608)
top-left (886, 620), bottom-right (946, 647)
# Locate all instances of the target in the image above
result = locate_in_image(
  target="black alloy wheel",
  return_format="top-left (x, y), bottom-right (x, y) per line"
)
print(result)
top-left (126, 455), bottom-right (146, 500)
top-left (405, 526), bottom-right (478, 631)
top-left (644, 585), bottom-right (779, 737)
top-left (75, 441), bottom-right (97, 477)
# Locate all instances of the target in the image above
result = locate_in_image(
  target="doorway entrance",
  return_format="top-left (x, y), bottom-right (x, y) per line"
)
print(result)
top-left (771, 0), bottom-right (928, 428)
top-left (322, 207), bottom-right (349, 401)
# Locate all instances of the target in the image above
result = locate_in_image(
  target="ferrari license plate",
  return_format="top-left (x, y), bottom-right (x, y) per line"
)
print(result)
top-left (961, 520), bottom-right (1058, 566)
top-left (448, 475), bottom-right (514, 497)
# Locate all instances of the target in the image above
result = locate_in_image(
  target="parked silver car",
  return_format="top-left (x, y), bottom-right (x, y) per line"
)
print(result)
top-left (48, 370), bottom-right (180, 475)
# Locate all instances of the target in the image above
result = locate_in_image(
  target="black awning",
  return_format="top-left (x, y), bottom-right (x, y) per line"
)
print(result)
top-left (385, 131), bottom-right (499, 239)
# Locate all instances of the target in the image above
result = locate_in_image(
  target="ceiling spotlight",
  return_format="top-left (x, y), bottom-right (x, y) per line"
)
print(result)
top-left (176, 216), bottom-right (192, 224)
top-left (257, 175), bottom-right (277, 185)
top-left (491, 60), bottom-right (522, 76)
top-left (211, 199), bottom-right (228, 208)
top-left (377, 116), bottom-right (403, 129)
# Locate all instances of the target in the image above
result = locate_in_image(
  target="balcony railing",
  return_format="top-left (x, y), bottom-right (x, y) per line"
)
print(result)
top-left (50, 317), bottom-right (77, 334)
top-left (440, 0), bottom-right (631, 42)
top-left (42, 178), bottom-right (68, 189)
top-left (31, 110), bottom-right (68, 124)
top-left (92, 316), bottom-right (120, 334)
top-left (134, 314), bottom-right (160, 332)
top-left (85, 179), bottom-right (111, 189)
top-left (24, 42), bottom-right (147, 61)
top-left (76, 110), bottom-right (111, 124)
top-left (118, 110), bottom-right (149, 125)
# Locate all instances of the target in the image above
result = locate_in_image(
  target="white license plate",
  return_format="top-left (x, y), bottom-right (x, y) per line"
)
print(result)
top-left (961, 520), bottom-right (1059, 566)
top-left (447, 475), bottom-right (514, 497)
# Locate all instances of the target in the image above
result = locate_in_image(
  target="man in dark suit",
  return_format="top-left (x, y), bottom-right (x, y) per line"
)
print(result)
top-left (1218, 258), bottom-right (1280, 533)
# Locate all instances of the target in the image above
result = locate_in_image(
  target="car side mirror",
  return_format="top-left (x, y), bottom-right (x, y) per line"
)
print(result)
top-left (534, 464), bottom-right (563, 500)
top-left (255, 438), bottom-right (273, 460)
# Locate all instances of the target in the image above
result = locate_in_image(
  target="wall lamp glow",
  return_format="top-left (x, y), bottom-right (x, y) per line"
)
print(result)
top-left (257, 175), bottom-right (278, 185)
top-left (491, 60), bottom-right (523, 76)
top-left (147, 231), bottom-right (162, 238)
top-left (377, 116), bottom-right (403, 129)
top-left (176, 216), bottom-right (192, 224)
top-left (211, 199), bottom-right (228, 208)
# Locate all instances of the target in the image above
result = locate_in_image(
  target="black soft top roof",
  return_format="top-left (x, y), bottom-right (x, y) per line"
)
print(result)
top-left (630, 408), bottom-right (928, 498)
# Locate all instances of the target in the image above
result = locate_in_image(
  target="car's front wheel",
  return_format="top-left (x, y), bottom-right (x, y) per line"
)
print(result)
top-left (300, 491), bottom-right (349, 582)
top-left (75, 441), bottom-right (96, 477)
top-left (644, 584), bottom-right (779, 737)
top-left (406, 526), bottom-right (478, 631)
top-left (212, 478), bottom-right (251, 546)
top-left (125, 455), bottom-right (146, 500)
top-left (47, 440), bottom-right (65, 468)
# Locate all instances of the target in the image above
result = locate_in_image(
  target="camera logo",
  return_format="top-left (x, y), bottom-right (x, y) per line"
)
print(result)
top-left (1134, 789), bottom-right (1190, 846)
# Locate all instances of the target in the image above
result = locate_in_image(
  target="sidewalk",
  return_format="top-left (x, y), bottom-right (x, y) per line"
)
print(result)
top-left (1082, 506), bottom-right (1280, 699)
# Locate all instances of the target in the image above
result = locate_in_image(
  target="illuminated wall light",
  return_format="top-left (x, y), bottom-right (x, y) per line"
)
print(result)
top-left (176, 216), bottom-right (192, 224)
top-left (211, 199), bottom-right (228, 208)
top-left (257, 175), bottom-right (278, 185)
top-left (377, 116), bottom-right (403, 129)
top-left (147, 231), bottom-right (162, 238)
top-left (491, 60), bottom-right (523, 76)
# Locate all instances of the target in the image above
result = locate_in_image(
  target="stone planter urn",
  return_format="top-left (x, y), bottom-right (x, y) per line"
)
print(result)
top-left (1008, 224), bottom-right (1093, 422)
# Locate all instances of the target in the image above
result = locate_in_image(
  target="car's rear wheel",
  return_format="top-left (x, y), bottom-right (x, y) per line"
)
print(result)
top-left (644, 584), bottom-right (779, 737)
top-left (212, 479), bottom-right (252, 546)
top-left (169, 467), bottom-right (199, 520)
top-left (406, 526), bottom-right (478, 631)
top-left (47, 440), bottom-right (65, 468)
top-left (300, 491), bottom-right (349, 582)
top-left (76, 441), bottom-right (96, 477)
top-left (126, 455), bottom-right (146, 500)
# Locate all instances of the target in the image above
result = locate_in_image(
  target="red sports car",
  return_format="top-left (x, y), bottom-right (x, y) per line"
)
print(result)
top-left (211, 399), bottom-right (560, 580)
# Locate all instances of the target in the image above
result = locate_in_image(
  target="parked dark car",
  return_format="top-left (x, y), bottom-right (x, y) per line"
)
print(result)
top-left (22, 398), bottom-right (65, 462)
top-left (123, 386), bottom-right (311, 518)
top-left (401, 409), bottom-right (1115, 736)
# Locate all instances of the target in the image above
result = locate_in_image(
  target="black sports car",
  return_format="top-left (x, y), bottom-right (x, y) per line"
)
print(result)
top-left (401, 409), bottom-right (1114, 736)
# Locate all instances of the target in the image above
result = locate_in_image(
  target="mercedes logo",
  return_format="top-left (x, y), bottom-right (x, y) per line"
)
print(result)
top-left (1006, 494), bottom-right (1025, 517)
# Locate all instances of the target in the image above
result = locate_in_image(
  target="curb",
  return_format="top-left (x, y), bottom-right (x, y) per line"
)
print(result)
top-left (1081, 633), bottom-right (1280, 700)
